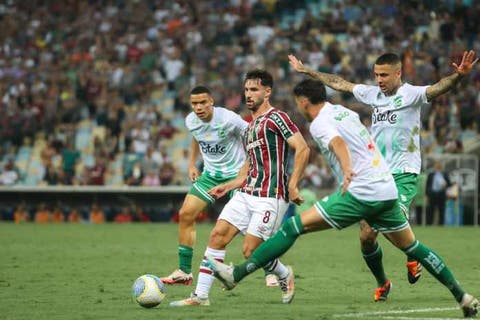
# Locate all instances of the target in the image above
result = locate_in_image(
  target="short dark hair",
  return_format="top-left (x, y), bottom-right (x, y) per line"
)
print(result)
top-left (375, 53), bottom-right (401, 65)
top-left (293, 79), bottom-right (326, 104)
top-left (244, 69), bottom-right (274, 89)
top-left (190, 86), bottom-right (211, 95)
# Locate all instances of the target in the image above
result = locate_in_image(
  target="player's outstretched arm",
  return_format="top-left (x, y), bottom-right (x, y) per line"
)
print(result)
top-left (288, 54), bottom-right (357, 93)
top-left (328, 136), bottom-right (356, 194)
top-left (426, 50), bottom-right (478, 101)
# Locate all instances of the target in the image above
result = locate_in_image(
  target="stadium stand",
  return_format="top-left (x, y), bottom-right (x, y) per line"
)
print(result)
top-left (0, 0), bottom-right (478, 223)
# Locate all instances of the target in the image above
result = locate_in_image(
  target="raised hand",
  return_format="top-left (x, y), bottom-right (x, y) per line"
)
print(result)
top-left (452, 50), bottom-right (478, 76)
top-left (288, 54), bottom-right (308, 73)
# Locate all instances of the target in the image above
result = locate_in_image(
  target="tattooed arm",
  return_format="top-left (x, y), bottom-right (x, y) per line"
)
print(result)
top-left (426, 50), bottom-right (478, 101)
top-left (288, 54), bottom-right (357, 93)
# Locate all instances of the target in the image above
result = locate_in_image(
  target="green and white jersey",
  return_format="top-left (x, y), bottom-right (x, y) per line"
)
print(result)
top-left (353, 83), bottom-right (429, 174)
top-left (186, 107), bottom-right (248, 178)
top-left (310, 102), bottom-right (397, 201)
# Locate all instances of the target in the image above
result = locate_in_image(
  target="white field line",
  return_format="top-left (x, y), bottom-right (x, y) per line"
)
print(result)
top-left (332, 306), bottom-right (459, 318)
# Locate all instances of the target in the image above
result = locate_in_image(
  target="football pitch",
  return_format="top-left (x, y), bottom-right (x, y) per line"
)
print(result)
top-left (1, 223), bottom-right (478, 320)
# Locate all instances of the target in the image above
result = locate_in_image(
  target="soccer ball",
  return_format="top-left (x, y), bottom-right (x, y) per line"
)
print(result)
top-left (132, 274), bottom-right (166, 308)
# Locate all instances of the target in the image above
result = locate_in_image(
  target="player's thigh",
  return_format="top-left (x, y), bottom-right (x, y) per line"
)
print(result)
top-left (299, 206), bottom-right (332, 232)
top-left (393, 173), bottom-right (418, 217)
top-left (365, 199), bottom-right (410, 233)
top-left (188, 173), bottom-right (234, 204)
top-left (246, 194), bottom-right (289, 240)
top-left (313, 190), bottom-right (366, 229)
top-left (218, 192), bottom-right (251, 234)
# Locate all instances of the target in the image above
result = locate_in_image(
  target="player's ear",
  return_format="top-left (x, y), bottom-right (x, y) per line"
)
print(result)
top-left (265, 86), bottom-right (272, 99)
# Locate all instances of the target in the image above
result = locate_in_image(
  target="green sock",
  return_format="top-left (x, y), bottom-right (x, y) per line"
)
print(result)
top-left (404, 240), bottom-right (465, 302)
top-left (362, 242), bottom-right (388, 287)
top-left (178, 245), bottom-right (193, 274)
top-left (233, 215), bottom-right (304, 282)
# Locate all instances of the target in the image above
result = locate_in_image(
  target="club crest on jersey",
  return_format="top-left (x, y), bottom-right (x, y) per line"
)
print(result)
top-left (214, 125), bottom-right (226, 139)
top-left (372, 107), bottom-right (398, 124)
top-left (199, 141), bottom-right (226, 154)
top-left (393, 95), bottom-right (402, 108)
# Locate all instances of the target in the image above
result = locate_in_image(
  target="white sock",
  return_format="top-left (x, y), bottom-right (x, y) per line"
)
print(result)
top-left (266, 259), bottom-right (289, 279)
top-left (194, 247), bottom-right (225, 298)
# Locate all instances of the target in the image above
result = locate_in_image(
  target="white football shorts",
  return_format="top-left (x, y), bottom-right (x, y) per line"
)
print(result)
top-left (218, 191), bottom-right (289, 240)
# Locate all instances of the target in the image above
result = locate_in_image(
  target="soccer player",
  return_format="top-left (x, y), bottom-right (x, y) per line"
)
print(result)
top-left (208, 79), bottom-right (478, 318)
top-left (169, 69), bottom-right (310, 306)
top-left (161, 86), bottom-right (248, 285)
top-left (288, 50), bottom-right (478, 300)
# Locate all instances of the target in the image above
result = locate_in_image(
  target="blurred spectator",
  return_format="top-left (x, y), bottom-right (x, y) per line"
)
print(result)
top-left (130, 121), bottom-right (150, 157)
top-left (89, 203), bottom-right (105, 224)
top-left (0, 159), bottom-right (20, 186)
top-left (87, 156), bottom-right (107, 185)
top-left (0, 1), bottom-right (478, 190)
top-left (13, 203), bottom-right (29, 224)
top-left (68, 208), bottom-right (82, 223)
top-left (34, 203), bottom-right (51, 223)
top-left (125, 162), bottom-right (144, 186)
top-left (159, 162), bottom-right (176, 186)
top-left (43, 161), bottom-right (59, 185)
top-left (52, 206), bottom-right (65, 223)
top-left (426, 160), bottom-right (451, 225)
top-left (143, 169), bottom-right (160, 186)
top-left (142, 146), bottom-right (161, 175)
top-left (174, 148), bottom-right (190, 185)
top-left (157, 119), bottom-right (178, 140)
top-left (133, 206), bottom-right (151, 222)
top-left (61, 140), bottom-right (80, 185)
top-left (123, 145), bottom-right (143, 182)
top-left (114, 206), bottom-right (133, 223)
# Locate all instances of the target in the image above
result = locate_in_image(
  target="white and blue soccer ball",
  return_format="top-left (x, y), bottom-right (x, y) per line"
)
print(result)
top-left (132, 274), bottom-right (166, 308)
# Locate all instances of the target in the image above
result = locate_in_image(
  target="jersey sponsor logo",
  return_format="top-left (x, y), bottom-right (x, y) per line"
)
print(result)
top-left (372, 107), bottom-right (398, 124)
top-left (199, 141), bottom-right (227, 154)
top-left (246, 138), bottom-right (265, 150)
top-left (334, 111), bottom-right (349, 121)
top-left (270, 113), bottom-right (291, 136)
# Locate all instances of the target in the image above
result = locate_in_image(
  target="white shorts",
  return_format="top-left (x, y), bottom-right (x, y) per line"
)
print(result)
top-left (218, 191), bottom-right (289, 240)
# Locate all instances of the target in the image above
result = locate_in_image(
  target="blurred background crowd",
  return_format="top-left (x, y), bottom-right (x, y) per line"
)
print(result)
top-left (0, 0), bottom-right (479, 222)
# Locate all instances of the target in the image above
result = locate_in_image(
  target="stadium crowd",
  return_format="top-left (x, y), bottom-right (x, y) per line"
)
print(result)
top-left (0, 0), bottom-right (479, 221)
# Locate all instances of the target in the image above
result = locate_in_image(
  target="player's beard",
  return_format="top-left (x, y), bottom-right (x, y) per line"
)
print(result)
top-left (247, 98), bottom-right (264, 113)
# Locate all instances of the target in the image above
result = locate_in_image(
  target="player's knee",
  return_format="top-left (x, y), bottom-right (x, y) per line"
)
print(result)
top-left (178, 208), bottom-right (196, 225)
top-left (359, 228), bottom-right (377, 248)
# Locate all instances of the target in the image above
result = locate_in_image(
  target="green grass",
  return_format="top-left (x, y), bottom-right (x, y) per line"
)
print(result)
top-left (0, 223), bottom-right (479, 320)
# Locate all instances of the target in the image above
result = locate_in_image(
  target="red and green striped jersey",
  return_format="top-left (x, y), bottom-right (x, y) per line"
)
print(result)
top-left (241, 107), bottom-right (299, 200)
